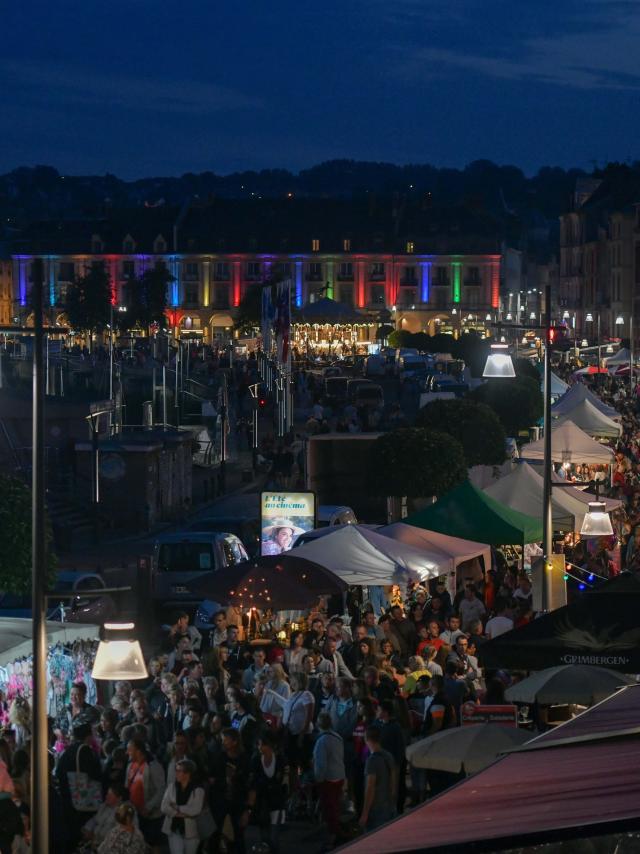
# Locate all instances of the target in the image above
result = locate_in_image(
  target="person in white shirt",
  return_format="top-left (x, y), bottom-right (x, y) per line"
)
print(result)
top-left (458, 586), bottom-right (486, 633)
top-left (485, 601), bottom-right (514, 639)
top-left (267, 672), bottom-right (315, 790)
top-left (439, 614), bottom-right (465, 647)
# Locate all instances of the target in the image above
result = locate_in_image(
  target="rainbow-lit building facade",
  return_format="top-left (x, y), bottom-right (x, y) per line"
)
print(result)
top-left (8, 200), bottom-right (507, 340)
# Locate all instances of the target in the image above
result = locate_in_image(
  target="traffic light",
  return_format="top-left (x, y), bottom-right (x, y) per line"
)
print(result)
top-left (259, 397), bottom-right (267, 409)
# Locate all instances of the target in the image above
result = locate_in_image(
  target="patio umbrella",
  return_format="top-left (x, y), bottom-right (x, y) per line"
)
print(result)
top-left (505, 665), bottom-right (634, 706)
top-left (406, 723), bottom-right (531, 775)
top-left (186, 554), bottom-right (347, 610)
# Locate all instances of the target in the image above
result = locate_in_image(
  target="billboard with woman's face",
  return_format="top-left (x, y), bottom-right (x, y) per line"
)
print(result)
top-left (260, 492), bottom-right (316, 556)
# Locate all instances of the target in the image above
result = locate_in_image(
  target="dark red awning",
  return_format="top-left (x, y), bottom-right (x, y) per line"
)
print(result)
top-left (340, 686), bottom-right (640, 853)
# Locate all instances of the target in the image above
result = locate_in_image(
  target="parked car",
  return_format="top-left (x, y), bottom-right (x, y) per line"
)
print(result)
top-left (0, 570), bottom-right (116, 623)
top-left (186, 516), bottom-right (260, 557)
top-left (151, 531), bottom-right (249, 611)
top-left (399, 355), bottom-right (431, 380)
top-left (394, 348), bottom-right (420, 374)
top-left (424, 373), bottom-right (469, 397)
top-left (324, 376), bottom-right (349, 405)
top-left (354, 383), bottom-right (384, 409)
top-left (317, 505), bottom-right (358, 527)
top-left (347, 378), bottom-right (373, 401)
top-left (363, 354), bottom-right (386, 377)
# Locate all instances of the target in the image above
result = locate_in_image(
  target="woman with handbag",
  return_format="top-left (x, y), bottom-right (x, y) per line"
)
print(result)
top-left (247, 729), bottom-right (287, 853)
top-left (53, 722), bottom-right (102, 850)
top-left (161, 758), bottom-right (207, 854)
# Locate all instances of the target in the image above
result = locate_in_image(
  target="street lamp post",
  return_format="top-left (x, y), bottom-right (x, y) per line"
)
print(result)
top-left (483, 282), bottom-right (610, 612)
top-left (542, 282), bottom-right (553, 612)
top-left (31, 258), bottom-right (49, 853)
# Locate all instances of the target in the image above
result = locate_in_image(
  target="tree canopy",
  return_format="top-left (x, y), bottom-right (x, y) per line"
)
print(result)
top-left (64, 261), bottom-right (112, 333)
top-left (367, 428), bottom-right (467, 499)
top-left (125, 263), bottom-right (171, 330)
top-left (470, 375), bottom-right (543, 436)
top-left (234, 282), bottom-right (263, 334)
top-left (415, 398), bottom-right (506, 468)
top-left (0, 475), bottom-right (56, 595)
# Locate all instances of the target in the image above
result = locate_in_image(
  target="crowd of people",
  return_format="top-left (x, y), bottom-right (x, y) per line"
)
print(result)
top-left (0, 560), bottom-right (536, 854)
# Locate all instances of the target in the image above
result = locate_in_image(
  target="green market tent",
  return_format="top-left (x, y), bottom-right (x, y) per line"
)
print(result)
top-left (403, 479), bottom-right (543, 545)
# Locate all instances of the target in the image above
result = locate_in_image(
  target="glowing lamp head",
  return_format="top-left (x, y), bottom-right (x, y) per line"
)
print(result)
top-left (91, 623), bottom-right (148, 681)
top-left (580, 502), bottom-right (614, 537)
top-left (483, 343), bottom-right (515, 378)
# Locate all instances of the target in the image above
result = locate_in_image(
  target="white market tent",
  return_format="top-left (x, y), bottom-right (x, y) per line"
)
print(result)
top-left (551, 383), bottom-right (620, 421)
top-left (290, 524), bottom-right (442, 586)
top-left (484, 462), bottom-right (602, 531)
top-left (520, 420), bottom-right (615, 466)
top-left (555, 398), bottom-right (622, 440)
top-left (0, 618), bottom-right (99, 666)
top-left (604, 347), bottom-right (632, 366)
top-left (550, 372), bottom-right (569, 397)
top-left (377, 523), bottom-right (491, 574)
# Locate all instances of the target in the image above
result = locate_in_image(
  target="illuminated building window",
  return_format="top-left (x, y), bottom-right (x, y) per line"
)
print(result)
top-left (406, 241), bottom-right (415, 254)
top-left (312, 239), bottom-right (320, 252)
top-left (343, 239), bottom-right (351, 252)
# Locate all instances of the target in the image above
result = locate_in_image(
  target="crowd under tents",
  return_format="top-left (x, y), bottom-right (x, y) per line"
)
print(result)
top-left (551, 381), bottom-right (621, 420)
top-left (0, 618), bottom-right (99, 666)
top-left (555, 397), bottom-right (622, 439)
top-left (484, 461), bottom-right (603, 531)
top-left (520, 419), bottom-right (615, 466)
top-left (479, 573), bottom-right (640, 673)
top-left (339, 684), bottom-right (640, 854)
top-left (403, 479), bottom-right (543, 546)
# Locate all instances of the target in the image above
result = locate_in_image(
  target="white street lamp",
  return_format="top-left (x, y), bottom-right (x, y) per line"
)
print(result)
top-left (485, 313), bottom-right (492, 321)
top-left (616, 315), bottom-right (624, 326)
top-left (581, 338), bottom-right (588, 347)
top-left (483, 343), bottom-right (515, 378)
top-left (580, 502), bottom-right (614, 537)
top-left (586, 313), bottom-right (593, 322)
top-left (92, 623), bottom-right (148, 681)
top-left (506, 312), bottom-right (513, 321)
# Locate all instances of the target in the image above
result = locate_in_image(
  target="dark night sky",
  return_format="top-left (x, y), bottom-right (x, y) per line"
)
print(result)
top-left (1, 0), bottom-right (638, 178)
